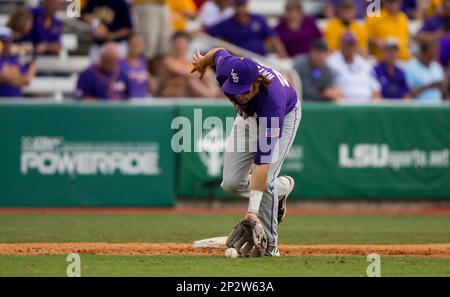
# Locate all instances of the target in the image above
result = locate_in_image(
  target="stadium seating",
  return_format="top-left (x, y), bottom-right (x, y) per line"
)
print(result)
top-left (0, 0), bottom-right (444, 100)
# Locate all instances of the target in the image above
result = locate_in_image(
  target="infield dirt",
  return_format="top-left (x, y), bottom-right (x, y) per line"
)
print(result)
top-left (0, 242), bottom-right (449, 257)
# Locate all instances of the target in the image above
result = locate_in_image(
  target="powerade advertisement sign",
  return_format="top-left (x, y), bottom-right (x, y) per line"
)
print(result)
top-left (0, 103), bottom-right (176, 207)
top-left (20, 136), bottom-right (161, 176)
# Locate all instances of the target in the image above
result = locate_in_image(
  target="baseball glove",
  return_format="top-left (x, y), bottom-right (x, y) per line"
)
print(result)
top-left (226, 217), bottom-right (268, 257)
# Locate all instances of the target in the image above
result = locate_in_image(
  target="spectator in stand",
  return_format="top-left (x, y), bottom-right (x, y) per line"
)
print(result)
top-left (327, 32), bottom-right (381, 102)
top-left (440, 34), bottom-right (450, 69)
top-left (31, 0), bottom-right (63, 56)
top-left (120, 33), bottom-right (157, 99)
top-left (293, 39), bottom-right (341, 102)
top-left (160, 31), bottom-right (221, 97)
top-left (133, 0), bottom-right (172, 63)
top-left (441, 35), bottom-right (450, 96)
top-left (422, 0), bottom-right (443, 18)
top-left (325, 0), bottom-right (368, 19)
top-left (323, 0), bottom-right (368, 56)
top-left (366, 0), bottom-right (411, 61)
top-left (415, 0), bottom-right (450, 42)
top-left (415, 0), bottom-right (450, 82)
top-left (374, 38), bottom-right (411, 99)
top-left (200, 0), bottom-right (235, 28)
top-left (275, 0), bottom-right (322, 58)
top-left (75, 42), bottom-right (130, 100)
top-left (167, 0), bottom-right (198, 32)
top-left (82, 0), bottom-right (133, 63)
top-left (206, 0), bottom-right (288, 58)
top-left (7, 6), bottom-right (34, 68)
top-left (6, 6), bottom-right (36, 82)
top-left (0, 27), bottom-right (33, 98)
top-left (404, 41), bottom-right (448, 102)
top-left (401, 0), bottom-right (420, 19)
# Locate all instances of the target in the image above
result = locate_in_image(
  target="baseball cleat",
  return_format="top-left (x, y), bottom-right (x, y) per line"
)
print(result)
top-left (277, 176), bottom-right (294, 224)
top-left (264, 245), bottom-right (281, 257)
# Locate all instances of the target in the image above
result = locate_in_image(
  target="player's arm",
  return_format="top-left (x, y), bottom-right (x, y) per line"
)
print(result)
top-left (190, 47), bottom-right (225, 79)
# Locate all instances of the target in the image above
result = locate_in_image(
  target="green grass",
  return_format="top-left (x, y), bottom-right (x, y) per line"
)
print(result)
top-left (1, 255), bottom-right (450, 277)
top-left (1, 213), bottom-right (450, 276)
top-left (0, 214), bottom-right (449, 244)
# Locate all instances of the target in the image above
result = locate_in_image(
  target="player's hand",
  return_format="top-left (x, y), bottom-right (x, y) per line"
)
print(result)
top-left (245, 212), bottom-right (258, 221)
top-left (227, 214), bottom-right (268, 257)
top-left (190, 50), bottom-right (207, 79)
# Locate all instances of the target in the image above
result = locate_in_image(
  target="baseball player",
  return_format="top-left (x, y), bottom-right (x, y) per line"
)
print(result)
top-left (191, 48), bottom-right (301, 257)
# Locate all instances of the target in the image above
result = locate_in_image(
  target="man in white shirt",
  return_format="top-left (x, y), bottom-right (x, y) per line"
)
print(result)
top-left (404, 41), bottom-right (447, 102)
top-left (327, 31), bottom-right (381, 103)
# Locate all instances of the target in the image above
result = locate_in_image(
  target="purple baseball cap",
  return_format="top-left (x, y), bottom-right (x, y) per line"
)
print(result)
top-left (221, 57), bottom-right (259, 95)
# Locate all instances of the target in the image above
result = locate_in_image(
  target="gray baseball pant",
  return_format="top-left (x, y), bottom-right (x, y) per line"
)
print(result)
top-left (221, 99), bottom-right (301, 248)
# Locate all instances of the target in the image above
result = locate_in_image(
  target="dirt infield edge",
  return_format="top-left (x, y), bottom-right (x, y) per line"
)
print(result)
top-left (0, 243), bottom-right (449, 258)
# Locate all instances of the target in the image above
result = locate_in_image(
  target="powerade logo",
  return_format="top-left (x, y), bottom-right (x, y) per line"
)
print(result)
top-left (339, 144), bottom-right (449, 170)
top-left (20, 137), bottom-right (160, 176)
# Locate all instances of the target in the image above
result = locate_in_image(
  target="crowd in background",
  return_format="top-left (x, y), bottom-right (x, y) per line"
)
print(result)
top-left (0, 0), bottom-right (449, 102)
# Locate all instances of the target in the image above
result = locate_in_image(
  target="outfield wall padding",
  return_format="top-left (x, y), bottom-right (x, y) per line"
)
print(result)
top-left (0, 102), bottom-right (177, 206)
top-left (177, 102), bottom-right (450, 200)
top-left (0, 101), bottom-right (449, 206)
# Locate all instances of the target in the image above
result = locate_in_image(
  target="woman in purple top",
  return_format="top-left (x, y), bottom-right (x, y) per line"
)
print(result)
top-left (416, 0), bottom-right (450, 42)
top-left (275, 0), bottom-right (322, 57)
top-left (32, 0), bottom-right (63, 55)
top-left (191, 47), bottom-right (301, 257)
top-left (7, 7), bottom-right (36, 69)
top-left (0, 27), bottom-right (32, 98)
top-left (119, 34), bottom-right (155, 99)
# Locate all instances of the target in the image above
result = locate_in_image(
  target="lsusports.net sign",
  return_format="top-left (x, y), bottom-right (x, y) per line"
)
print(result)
top-left (339, 144), bottom-right (449, 170)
